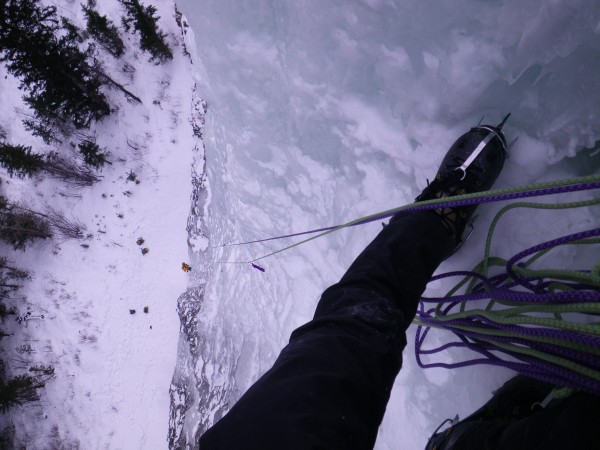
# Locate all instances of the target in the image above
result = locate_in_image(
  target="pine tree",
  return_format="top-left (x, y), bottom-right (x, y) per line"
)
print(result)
top-left (0, 257), bottom-right (28, 303)
top-left (0, 374), bottom-right (42, 412)
top-left (120, 0), bottom-right (173, 64)
top-left (0, 425), bottom-right (14, 448)
top-left (0, 143), bottom-right (44, 178)
top-left (83, 0), bottom-right (125, 58)
top-left (78, 139), bottom-right (109, 168)
top-left (42, 152), bottom-right (100, 186)
top-left (22, 117), bottom-right (61, 145)
top-left (0, 0), bottom-right (111, 130)
top-left (0, 197), bottom-right (52, 250)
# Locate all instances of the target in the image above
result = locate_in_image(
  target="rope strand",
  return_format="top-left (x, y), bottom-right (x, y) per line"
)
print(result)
top-left (414, 196), bottom-right (600, 395)
top-left (214, 174), bottom-right (600, 264)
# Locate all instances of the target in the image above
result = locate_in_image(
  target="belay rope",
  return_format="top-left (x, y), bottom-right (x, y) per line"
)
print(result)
top-left (414, 195), bottom-right (600, 396)
top-left (217, 174), bottom-right (600, 394)
top-left (216, 174), bottom-right (600, 265)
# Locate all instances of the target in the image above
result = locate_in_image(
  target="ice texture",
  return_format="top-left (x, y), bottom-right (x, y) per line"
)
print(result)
top-left (173, 1), bottom-right (600, 448)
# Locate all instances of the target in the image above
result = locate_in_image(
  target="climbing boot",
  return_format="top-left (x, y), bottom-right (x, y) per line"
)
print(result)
top-left (425, 375), bottom-right (557, 450)
top-left (416, 115), bottom-right (510, 252)
top-left (460, 375), bottom-right (556, 423)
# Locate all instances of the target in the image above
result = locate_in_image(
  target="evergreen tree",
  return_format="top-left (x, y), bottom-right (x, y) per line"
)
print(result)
top-left (0, 0), bottom-right (111, 130)
top-left (0, 197), bottom-right (52, 250)
top-left (0, 257), bottom-right (28, 303)
top-left (22, 117), bottom-right (62, 145)
top-left (0, 143), bottom-right (44, 178)
top-left (78, 139), bottom-right (109, 168)
top-left (83, 0), bottom-right (125, 58)
top-left (42, 152), bottom-right (100, 186)
top-left (0, 425), bottom-right (15, 449)
top-left (120, 0), bottom-right (173, 64)
top-left (0, 374), bottom-right (42, 412)
top-left (61, 16), bottom-right (86, 44)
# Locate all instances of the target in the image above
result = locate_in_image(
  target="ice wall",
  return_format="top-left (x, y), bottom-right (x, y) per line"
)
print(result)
top-left (172, 1), bottom-right (600, 448)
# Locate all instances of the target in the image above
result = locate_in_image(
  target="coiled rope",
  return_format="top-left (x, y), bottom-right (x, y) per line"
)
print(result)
top-left (414, 196), bottom-right (600, 395)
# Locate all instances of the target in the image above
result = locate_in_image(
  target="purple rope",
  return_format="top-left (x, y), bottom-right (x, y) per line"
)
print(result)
top-left (422, 288), bottom-right (600, 304)
top-left (473, 342), bottom-right (600, 393)
top-left (416, 225), bottom-right (600, 395)
top-left (217, 179), bottom-right (600, 248)
top-left (415, 180), bottom-right (600, 211)
top-left (506, 228), bottom-right (600, 288)
top-left (416, 330), bottom-right (600, 370)
top-left (418, 317), bottom-right (600, 355)
top-left (415, 327), bottom-right (600, 394)
top-left (418, 313), bottom-right (600, 348)
top-left (420, 345), bottom-right (600, 394)
top-left (428, 267), bottom-right (595, 299)
top-left (416, 321), bottom-right (600, 395)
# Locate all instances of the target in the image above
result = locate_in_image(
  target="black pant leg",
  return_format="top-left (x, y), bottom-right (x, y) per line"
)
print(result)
top-left (199, 211), bottom-right (453, 450)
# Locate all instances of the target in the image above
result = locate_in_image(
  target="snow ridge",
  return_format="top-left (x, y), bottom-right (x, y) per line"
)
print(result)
top-left (168, 81), bottom-right (213, 449)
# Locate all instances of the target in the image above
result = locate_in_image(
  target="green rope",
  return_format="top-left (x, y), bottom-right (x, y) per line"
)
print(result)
top-left (247, 174), bottom-right (600, 263)
top-left (425, 305), bottom-right (600, 335)
top-left (482, 197), bottom-right (600, 275)
top-left (415, 194), bottom-right (600, 390)
top-left (414, 316), bottom-right (600, 357)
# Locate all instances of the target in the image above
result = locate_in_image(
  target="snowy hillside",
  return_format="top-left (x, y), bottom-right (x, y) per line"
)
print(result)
top-left (172, 1), bottom-right (600, 449)
top-left (1, 0), bottom-right (201, 448)
top-left (2, 0), bottom-right (598, 449)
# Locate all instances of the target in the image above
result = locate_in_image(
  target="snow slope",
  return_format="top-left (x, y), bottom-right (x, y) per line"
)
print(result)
top-left (172, 0), bottom-right (600, 449)
top-left (1, 1), bottom-right (200, 448)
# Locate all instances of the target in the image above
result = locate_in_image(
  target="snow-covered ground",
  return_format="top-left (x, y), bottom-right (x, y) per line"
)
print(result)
top-left (1, 0), bottom-right (201, 448)
top-left (2, 0), bottom-right (599, 449)
top-left (172, 0), bottom-right (600, 449)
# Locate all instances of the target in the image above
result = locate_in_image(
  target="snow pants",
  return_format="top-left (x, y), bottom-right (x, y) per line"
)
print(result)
top-left (199, 210), bottom-right (453, 449)
top-left (199, 210), bottom-right (600, 449)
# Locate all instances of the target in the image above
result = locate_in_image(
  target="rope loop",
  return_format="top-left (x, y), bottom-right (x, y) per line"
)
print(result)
top-left (414, 196), bottom-right (600, 395)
